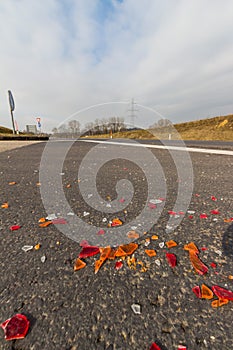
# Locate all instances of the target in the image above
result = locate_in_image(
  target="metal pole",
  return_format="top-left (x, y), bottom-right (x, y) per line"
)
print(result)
top-left (10, 110), bottom-right (16, 134)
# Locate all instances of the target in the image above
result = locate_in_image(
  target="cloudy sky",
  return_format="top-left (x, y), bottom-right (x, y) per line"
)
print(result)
top-left (0, 0), bottom-right (233, 132)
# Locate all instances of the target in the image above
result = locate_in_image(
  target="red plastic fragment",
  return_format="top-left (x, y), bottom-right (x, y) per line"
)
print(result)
top-left (97, 229), bottom-right (105, 235)
top-left (168, 210), bottom-right (177, 215)
top-left (10, 225), bottom-right (21, 231)
top-left (189, 215), bottom-right (193, 219)
top-left (150, 342), bottom-right (161, 350)
top-left (200, 213), bottom-right (208, 219)
top-left (201, 247), bottom-right (207, 251)
top-left (79, 240), bottom-right (89, 247)
top-left (115, 261), bottom-right (123, 270)
top-left (192, 285), bottom-right (201, 298)
top-left (52, 218), bottom-right (67, 224)
top-left (212, 285), bottom-right (233, 300)
top-left (211, 196), bottom-right (217, 201)
top-left (79, 246), bottom-right (100, 258)
top-left (210, 262), bottom-right (217, 268)
top-left (166, 253), bottom-right (177, 268)
top-left (210, 209), bottom-right (220, 215)
top-left (0, 314), bottom-right (30, 341)
top-left (148, 202), bottom-right (157, 209)
top-left (178, 346), bottom-right (187, 350)
top-left (111, 218), bottom-right (123, 227)
top-left (179, 211), bottom-right (185, 215)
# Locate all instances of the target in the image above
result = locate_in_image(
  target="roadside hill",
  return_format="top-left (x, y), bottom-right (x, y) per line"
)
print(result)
top-left (174, 114), bottom-right (233, 140)
top-left (0, 126), bottom-right (13, 134)
top-left (110, 114), bottom-right (233, 141)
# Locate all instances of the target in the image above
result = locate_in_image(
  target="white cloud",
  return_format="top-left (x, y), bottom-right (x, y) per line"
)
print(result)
top-left (0, 0), bottom-right (232, 131)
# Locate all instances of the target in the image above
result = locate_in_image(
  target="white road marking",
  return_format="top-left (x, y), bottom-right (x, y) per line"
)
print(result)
top-left (78, 139), bottom-right (233, 156)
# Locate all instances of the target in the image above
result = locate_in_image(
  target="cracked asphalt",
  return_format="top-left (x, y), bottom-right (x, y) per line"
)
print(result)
top-left (0, 140), bottom-right (233, 350)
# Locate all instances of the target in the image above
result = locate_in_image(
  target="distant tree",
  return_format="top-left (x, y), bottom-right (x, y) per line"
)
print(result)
top-left (68, 120), bottom-right (80, 134)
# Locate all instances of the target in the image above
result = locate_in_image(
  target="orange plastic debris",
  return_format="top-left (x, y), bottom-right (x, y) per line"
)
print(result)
top-left (74, 258), bottom-right (86, 271)
top-left (39, 221), bottom-right (52, 227)
top-left (108, 248), bottom-right (117, 260)
top-left (166, 240), bottom-right (177, 248)
top-left (38, 217), bottom-right (46, 223)
top-left (1, 202), bottom-right (9, 208)
top-left (117, 243), bottom-right (138, 256)
top-left (127, 230), bottom-right (139, 239)
top-left (145, 249), bottom-right (157, 257)
top-left (95, 246), bottom-right (111, 274)
top-left (211, 298), bottom-right (229, 308)
top-left (111, 218), bottom-right (123, 227)
top-left (184, 242), bottom-right (199, 254)
top-left (189, 251), bottom-right (208, 275)
top-left (34, 244), bottom-right (41, 250)
top-left (151, 235), bottom-right (159, 240)
top-left (115, 246), bottom-right (127, 257)
top-left (8, 181), bottom-right (16, 185)
top-left (201, 284), bottom-right (214, 299)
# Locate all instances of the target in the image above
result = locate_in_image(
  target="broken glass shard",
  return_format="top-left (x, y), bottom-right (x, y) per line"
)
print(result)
top-left (111, 218), bottom-right (123, 227)
top-left (189, 252), bottom-right (208, 275)
top-left (1, 202), bottom-right (9, 208)
top-left (127, 230), bottom-right (139, 239)
top-left (150, 342), bottom-right (162, 350)
top-left (200, 213), bottom-right (208, 219)
top-left (41, 255), bottom-right (46, 263)
top-left (0, 314), bottom-right (30, 341)
top-left (52, 218), bottom-right (67, 224)
top-left (39, 221), bottom-right (52, 227)
top-left (10, 225), bottom-right (21, 231)
top-left (210, 209), bottom-right (220, 215)
top-left (22, 245), bottom-right (34, 252)
top-left (184, 242), bottom-right (199, 254)
top-left (166, 240), bottom-right (177, 248)
top-left (201, 284), bottom-right (213, 299)
top-left (192, 286), bottom-right (201, 298)
top-left (95, 246), bottom-right (111, 274)
top-left (79, 246), bottom-right (100, 259)
top-left (115, 261), bottom-right (123, 270)
top-left (145, 249), bottom-right (157, 257)
top-left (116, 243), bottom-right (138, 257)
top-left (211, 298), bottom-right (229, 308)
top-left (212, 285), bottom-right (233, 300)
top-left (166, 253), bottom-right (177, 268)
top-left (131, 303), bottom-right (141, 314)
top-left (74, 258), bottom-right (86, 271)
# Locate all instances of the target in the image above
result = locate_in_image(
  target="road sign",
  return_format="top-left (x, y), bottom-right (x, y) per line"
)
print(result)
top-left (8, 90), bottom-right (15, 112)
top-left (8, 90), bottom-right (16, 134)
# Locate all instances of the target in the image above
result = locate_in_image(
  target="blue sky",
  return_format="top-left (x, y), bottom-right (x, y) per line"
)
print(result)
top-left (0, 0), bottom-right (233, 132)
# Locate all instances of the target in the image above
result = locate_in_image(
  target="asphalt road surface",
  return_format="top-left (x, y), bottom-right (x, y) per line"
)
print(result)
top-left (0, 140), bottom-right (233, 350)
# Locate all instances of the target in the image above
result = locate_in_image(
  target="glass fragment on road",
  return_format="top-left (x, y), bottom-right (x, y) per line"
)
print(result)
top-left (166, 253), bottom-right (177, 268)
top-left (0, 314), bottom-right (30, 341)
top-left (74, 258), bottom-right (86, 271)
